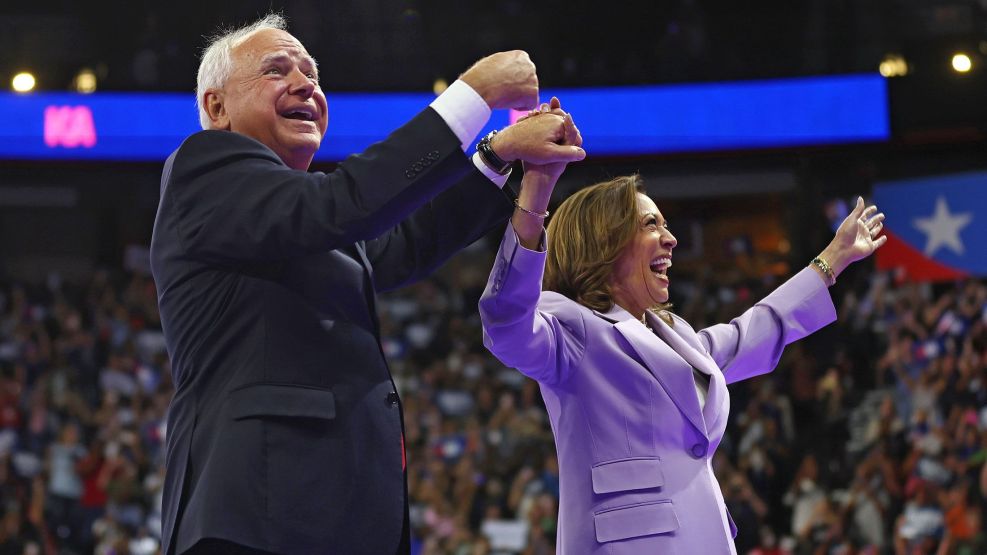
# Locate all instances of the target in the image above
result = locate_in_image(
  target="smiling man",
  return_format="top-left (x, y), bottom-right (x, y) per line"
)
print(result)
top-left (199, 28), bottom-right (329, 170)
top-left (150, 13), bottom-right (584, 555)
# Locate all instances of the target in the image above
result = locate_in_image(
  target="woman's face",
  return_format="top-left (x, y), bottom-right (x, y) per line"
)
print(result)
top-left (609, 193), bottom-right (677, 317)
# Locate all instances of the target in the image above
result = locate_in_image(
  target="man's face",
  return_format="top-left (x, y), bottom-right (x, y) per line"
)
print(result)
top-left (214, 28), bottom-right (328, 170)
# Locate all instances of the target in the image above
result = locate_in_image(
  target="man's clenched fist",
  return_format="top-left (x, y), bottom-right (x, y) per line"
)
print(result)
top-left (460, 51), bottom-right (539, 111)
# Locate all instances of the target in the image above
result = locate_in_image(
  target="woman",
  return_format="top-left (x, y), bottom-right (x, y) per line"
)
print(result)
top-left (478, 111), bottom-right (886, 554)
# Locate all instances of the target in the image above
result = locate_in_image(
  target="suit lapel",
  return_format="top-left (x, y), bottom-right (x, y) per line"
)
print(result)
top-left (600, 308), bottom-right (707, 438)
top-left (344, 242), bottom-right (381, 336)
top-left (648, 314), bottom-right (727, 424)
top-left (647, 314), bottom-right (717, 377)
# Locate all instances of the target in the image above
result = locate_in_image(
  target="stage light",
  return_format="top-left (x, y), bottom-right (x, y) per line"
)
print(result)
top-left (74, 68), bottom-right (97, 94)
top-left (12, 72), bottom-right (36, 93)
top-left (878, 54), bottom-right (908, 77)
top-left (432, 78), bottom-right (448, 95)
top-left (951, 53), bottom-right (972, 73)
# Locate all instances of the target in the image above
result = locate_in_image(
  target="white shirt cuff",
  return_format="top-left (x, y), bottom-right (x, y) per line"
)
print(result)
top-left (429, 80), bottom-right (491, 152)
top-left (471, 152), bottom-right (511, 189)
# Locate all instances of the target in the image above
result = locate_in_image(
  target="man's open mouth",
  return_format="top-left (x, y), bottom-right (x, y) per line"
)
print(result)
top-left (281, 107), bottom-right (317, 121)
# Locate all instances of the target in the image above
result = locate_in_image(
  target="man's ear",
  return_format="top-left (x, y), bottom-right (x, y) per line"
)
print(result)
top-left (204, 90), bottom-right (231, 130)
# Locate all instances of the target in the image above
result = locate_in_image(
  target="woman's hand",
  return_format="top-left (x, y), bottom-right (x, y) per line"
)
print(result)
top-left (490, 94), bottom-right (586, 166)
top-left (817, 196), bottom-right (887, 279)
top-left (512, 97), bottom-right (583, 250)
top-left (519, 98), bottom-right (583, 179)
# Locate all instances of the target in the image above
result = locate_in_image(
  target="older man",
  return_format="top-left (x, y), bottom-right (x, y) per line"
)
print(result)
top-left (150, 14), bottom-right (583, 555)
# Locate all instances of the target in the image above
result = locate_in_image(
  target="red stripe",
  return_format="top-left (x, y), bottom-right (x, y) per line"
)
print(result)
top-left (876, 230), bottom-right (969, 282)
top-left (401, 433), bottom-right (406, 471)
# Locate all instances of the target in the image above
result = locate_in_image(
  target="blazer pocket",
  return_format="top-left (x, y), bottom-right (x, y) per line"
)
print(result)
top-left (594, 499), bottom-right (679, 543)
top-left (229, 383), bottom-right (336, 420)
top-left (591, 457), bottom-right (664, 494)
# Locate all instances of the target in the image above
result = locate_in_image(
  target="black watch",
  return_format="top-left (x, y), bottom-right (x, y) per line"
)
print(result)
top-left (476, 130), bottom-right (512, 175)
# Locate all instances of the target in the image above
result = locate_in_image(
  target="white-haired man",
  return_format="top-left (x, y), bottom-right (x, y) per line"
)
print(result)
top-left (150, 14), bottom-right (584, 555)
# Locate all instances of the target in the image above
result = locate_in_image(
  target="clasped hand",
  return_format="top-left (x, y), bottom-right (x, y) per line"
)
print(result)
top-left (494, 97), bottom-right (585, 169)
top-left (460, 51), bottom-right (585, 167)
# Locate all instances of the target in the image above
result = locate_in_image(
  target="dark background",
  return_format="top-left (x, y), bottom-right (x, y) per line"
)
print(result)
top-left (2, 1), bottom-right (987, 305)
top-left (0, 3), bottom-right (985, 555)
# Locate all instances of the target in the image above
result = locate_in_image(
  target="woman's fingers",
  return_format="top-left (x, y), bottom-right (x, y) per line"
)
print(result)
top-left (860, 205), bottom-right (879, 222)
top-left (563, 113), bottom-right (583, 147)
top-left (867, 211), bottom-right (885, 224)
top-left (866, 213), bottom-right (885, 235)
top-left (850, 196), bottom-right (866, 218)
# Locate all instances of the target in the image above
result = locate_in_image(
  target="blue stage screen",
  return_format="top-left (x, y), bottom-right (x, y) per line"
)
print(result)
top-left (0, 74), bottom-right (888, 162)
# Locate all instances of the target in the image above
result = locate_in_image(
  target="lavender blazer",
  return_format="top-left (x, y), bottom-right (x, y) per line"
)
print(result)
top-left (479, 225), bottom-right (837, 555)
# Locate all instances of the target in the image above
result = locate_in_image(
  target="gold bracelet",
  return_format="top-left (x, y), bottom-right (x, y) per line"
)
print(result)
top-left (811, 257), bottom-right (836, 286)
top-left (514, 199), bottom-right (549, 219)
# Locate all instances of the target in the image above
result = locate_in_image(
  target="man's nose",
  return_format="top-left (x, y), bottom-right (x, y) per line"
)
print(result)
top-left (287, 68), bottom-right (315, 97)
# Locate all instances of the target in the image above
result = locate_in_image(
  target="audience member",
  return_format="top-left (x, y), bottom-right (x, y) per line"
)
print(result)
top-left (0, 248), bottom-right (983, 554)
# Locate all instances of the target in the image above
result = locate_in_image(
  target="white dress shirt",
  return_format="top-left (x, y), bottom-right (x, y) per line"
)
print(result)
top-left (429, 80), bottom-right (511, 188)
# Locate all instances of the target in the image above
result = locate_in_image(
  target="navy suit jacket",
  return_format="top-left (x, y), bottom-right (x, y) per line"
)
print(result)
top-left (150, 107), bottom-right (513, 554)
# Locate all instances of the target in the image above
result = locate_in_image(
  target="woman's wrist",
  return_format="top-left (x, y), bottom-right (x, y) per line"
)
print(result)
top-left (517, 173), bottom-right (554, 216)
top-left (513, 193), bottom-right (549, 244)
top-left (810, 258), bottom-right (835, 287)
top-left (512, 213), bottom-right (545, 250)
top-left (810, 246), bottom-right (853, 287)
top-left (513, 166), bottom-right (559, 250)
top-left (817, 246), bottom-right (851, 278)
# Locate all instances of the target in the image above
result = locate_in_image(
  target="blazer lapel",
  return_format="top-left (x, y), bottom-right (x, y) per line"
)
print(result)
top-left (648, 313), bottom-right (726, 424)
top-left (598, 307), bottom-right (707, 438)
top-left (344, 242), bottom-right (381, 336)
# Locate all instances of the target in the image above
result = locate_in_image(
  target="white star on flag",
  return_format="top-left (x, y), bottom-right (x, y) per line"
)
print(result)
top-left (912, 196), bottom-right (973, 256)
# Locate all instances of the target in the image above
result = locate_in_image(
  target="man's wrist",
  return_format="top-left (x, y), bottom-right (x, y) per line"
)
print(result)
top-left (488, 130), bottom-right (515, 163)
top-left (430, 80), bottom-right (492, 152)
top-left (476, 131), bottom-right (513, 175)
top-left (457, 72), bottom-right (494, 109)
top-left (470, 152), bottom-right (511, 188)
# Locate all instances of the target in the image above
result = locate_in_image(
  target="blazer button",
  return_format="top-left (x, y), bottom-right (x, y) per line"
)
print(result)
top-left (428, 150), bottom-right (440, 160)
top-left (412, 162), bottom-right (423, 172)
top-left (691, 443), bottom-right (707, 458)
top-left (405, 170), bottom-right (415, 179)
top-left (386, 392), bottom-right (400, 406)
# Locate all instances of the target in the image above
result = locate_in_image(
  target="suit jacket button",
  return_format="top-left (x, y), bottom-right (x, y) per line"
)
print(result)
top-left (386, 392), bottom-right (399, 406)
top-left (428, 150), bottom-right (440, 160)
top-left (405, 170), bottom-right (415, 179)
top-left (412, 162), bottom-right (423, 172)
top-left (691, 443), bottom-right (707, 458)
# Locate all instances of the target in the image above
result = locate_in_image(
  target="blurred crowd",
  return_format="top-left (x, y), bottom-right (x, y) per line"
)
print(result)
top-left (0, 235), bottom-right (984, 555)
